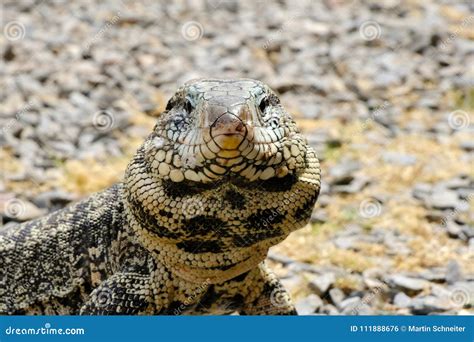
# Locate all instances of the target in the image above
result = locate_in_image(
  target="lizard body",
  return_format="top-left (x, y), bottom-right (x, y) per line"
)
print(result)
top-left (0, 79), bottom-right (320, 315)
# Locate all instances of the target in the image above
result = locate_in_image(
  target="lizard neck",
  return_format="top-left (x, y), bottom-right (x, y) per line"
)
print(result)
top-left (123, 201), bottom-right (270, 284)
top-left (122, 141), bottom-right (319, 284)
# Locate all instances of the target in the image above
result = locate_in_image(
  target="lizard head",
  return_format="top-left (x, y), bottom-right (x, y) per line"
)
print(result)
top-left (126, 79), bottom-right (320, 278)
top-left (142, 78), bottom-right (309, 184)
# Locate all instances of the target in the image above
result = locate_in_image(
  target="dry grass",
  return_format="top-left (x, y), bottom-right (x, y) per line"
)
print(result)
top-left (275, 114), bottom-right (473, 278)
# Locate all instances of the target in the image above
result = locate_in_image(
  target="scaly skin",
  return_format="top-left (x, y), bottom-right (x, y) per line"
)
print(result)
top-left (0, 79), bottom-right (321, 315)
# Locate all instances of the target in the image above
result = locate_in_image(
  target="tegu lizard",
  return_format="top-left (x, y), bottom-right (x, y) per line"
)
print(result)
top-left (0, 79), bottom-right (321, 315)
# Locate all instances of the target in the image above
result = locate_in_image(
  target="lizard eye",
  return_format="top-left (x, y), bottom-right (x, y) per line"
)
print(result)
top-left (184, 99), bottom-right (194, 113)
top-left (258, 97), bottom-right (270, 114)
top-left (165, 98), bottom-right (176, 111)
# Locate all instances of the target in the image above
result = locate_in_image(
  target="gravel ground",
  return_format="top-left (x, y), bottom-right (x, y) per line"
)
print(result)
top-left (1, 0), bottom-right (473, 315)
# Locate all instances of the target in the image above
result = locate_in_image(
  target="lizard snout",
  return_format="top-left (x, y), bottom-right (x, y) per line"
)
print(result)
top-left (210, 113), bottom-right (248, 149)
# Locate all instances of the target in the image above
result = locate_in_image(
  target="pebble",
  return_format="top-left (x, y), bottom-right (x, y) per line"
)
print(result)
top-left (339, 296), bottom-right (361, 311)
top-left (329, 159), bottom-right (360, 185)
top-left (459, 141), bottom-right (474, 152)
top-left (393, 292), bottom-right (412, 308)
top-left (295, 294), bottom-right (323, 315)
top-left (328, 288), bottom-right (345, 307)
top-left (445, 260), bottom-right (463, 285)
top-left (426, 190), bottom-right (461, 210)
top-left (382, 152), bottom-right (417, 166)
top-left (410, 296), bottom-right (453, 314)
top-left (386, 275), bottom-right (430, 292)
top-left (308, 273), bottom-right (336, 296)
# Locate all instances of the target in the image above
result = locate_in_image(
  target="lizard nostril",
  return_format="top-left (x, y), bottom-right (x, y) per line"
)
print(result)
top-left (235, 121), bottom-right (245, 133)
top-left (211, 114), bottom-right (247, 137)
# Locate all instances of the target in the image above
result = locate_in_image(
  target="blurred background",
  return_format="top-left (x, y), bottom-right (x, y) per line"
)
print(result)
top-left (0, 0), bottom-right (472, 315)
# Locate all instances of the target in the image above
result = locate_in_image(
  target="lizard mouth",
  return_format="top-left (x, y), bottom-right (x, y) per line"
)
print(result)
top-left (210, 113), bottom-right (248, 150)
top-left (211, 133), bottom-right (246, 150)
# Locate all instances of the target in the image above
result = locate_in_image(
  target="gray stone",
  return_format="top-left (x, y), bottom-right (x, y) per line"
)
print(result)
top-left (280, 275), bottom-right (302, 293)
top-left (295, 294), bottom-right (323, 315)
top-left (329, 159), bottom-right (360, 185)
top-left (387, 274), bottom-right (429, 292)
top-left (318, 304), bottom-right (340, 315)
top-left (333, 236), bottom-right (357, 249)
top-left (462, 225), bottom-right (474, 239)
top-left (393, 292), bottom-right (412, 308)
top-left (460, 141), bottom-right (474, 151)
top-left (427, 190), bottom-right (460, 210)
top-left (412, 183), bottom-right (432, 200)
top-left (310, 210), bottom-right (328, 223)
top-left (446, 221), bottom-right (468, 241)
top-left (382, 152), bottom-right (417, 166)
top-left (440, 176), bottom-right (471, 190)
top-left (329, 288), bottom-right (345, 307)
top-left (419, 268), bottom-right (446, 283)
top-left (332, 176), bottom-right (370, 194)
top-left (410, 296), bottom-right (452, 314)
top-left (308, 273), bottom-right (336, 296)
top-left (349, 303), bottom-right (374, 315)
top-left (446, 260), bottom-right (463, 285)
top-left (339, 296), bottom-right (361, 311)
